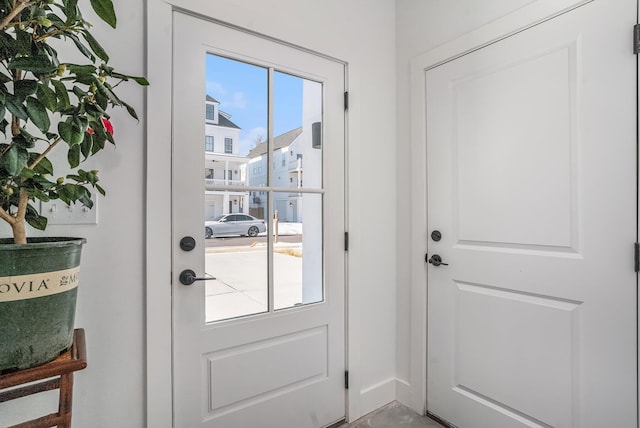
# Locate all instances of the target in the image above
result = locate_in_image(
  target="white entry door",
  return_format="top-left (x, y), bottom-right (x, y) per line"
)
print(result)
top-left (172, 12), bottom-right (346, 428)
top-left (426, 2), bottom-right (637, 427)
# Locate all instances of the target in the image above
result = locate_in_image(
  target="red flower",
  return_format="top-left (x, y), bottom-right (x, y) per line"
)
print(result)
top-left (101, 117), bottom-right (114, 136)
top-left (85, 117), bottom-right (114, 136)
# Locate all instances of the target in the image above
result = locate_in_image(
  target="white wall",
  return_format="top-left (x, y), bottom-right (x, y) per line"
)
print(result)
top-left (1, 1), bottom-right (397, 427)
top-left (394, 0), bottom-right (546, 411)
top-left (0, 0), bottom-right (145, 426)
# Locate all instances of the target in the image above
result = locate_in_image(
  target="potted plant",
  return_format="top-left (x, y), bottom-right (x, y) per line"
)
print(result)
top-left (0, 0), bottom-right (147, 372)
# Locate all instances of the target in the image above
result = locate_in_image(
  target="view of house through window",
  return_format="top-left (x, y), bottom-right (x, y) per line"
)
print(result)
top-left (203, 54), bottom-right (324, 322)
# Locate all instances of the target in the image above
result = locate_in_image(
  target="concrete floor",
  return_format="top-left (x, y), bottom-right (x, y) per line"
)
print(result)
top-left (338, 401), bottom-right (443, 428)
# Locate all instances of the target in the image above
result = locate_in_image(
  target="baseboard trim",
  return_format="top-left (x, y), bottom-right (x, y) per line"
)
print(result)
top-left (395, 378), bottom-right (412, 408)
top-left (358, 378), bottom-right (396, 417)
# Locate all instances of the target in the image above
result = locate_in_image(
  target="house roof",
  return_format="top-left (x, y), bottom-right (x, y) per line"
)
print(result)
top-left (205, 95), bottom-right (240, 129)
top-left (247, 127), bottom-right (303, 158)
top-left (216, 114), bottom-right (240, 129)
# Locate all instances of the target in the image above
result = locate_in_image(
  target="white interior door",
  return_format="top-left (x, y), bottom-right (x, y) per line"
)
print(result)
top-left (172, 12), bottom-right (346, 428)
top-left (426, 2), bottom-right (637, 427)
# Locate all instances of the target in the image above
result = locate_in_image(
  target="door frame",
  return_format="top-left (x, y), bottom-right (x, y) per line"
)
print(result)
top-left (145, 2), bottom-right (355, 427)
top-left (408, 0), bottom-right (638, 416)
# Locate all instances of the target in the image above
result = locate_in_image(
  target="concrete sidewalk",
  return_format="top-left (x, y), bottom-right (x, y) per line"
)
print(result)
top-left (204, 248), bottom-right (306, 322)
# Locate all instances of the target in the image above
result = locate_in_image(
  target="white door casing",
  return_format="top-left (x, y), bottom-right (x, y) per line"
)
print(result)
top-left (423, 1), bottom-right (636, 427)
top-left (172, 12), bottom-right (346, 428)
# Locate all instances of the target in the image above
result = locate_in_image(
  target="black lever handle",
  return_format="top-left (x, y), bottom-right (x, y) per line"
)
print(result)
top-left (427, 254), bottom-right (448, 267)
top-left (179, 269), bottom-right (216, 286)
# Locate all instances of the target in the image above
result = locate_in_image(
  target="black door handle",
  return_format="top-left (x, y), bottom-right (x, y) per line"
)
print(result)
top-left (179, 269), bottom-right (216, 285)
top-left (426, 254), bottom-right (448, 266)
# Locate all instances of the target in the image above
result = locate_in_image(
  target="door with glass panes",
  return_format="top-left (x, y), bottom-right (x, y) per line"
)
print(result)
top-left (172, 12), bottom-right (346, 428)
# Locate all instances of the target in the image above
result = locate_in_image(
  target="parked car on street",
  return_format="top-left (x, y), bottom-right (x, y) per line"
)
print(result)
top-left (205, 214), bottom-right (267, 238)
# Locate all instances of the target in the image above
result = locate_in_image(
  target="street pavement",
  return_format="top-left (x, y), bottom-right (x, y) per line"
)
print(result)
top-left (204, 222), bottom-right (308, 322)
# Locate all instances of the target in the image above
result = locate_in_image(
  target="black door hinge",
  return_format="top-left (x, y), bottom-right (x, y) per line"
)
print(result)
top-left (635, 242), bottom-right (639, 272)
top-left (344, 232), bottom-right (349, 251)
top-left (634, 24), bottom-right (640, 54)
top-left (344, 370), bottom-right (349, 389)
top-left (344, 91), bottom-right (349, 110)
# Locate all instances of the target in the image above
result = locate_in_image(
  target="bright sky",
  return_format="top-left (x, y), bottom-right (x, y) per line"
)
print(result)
top-left (205, 54), bottom-right (303, 156)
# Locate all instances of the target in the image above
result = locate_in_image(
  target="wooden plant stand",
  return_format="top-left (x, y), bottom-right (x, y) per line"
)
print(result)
top-left (0, 329), bottom-right (87, 428)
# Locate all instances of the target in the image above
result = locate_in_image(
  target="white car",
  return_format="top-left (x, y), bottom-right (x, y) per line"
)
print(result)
top-left (205, 214), bottom-right (266, 238)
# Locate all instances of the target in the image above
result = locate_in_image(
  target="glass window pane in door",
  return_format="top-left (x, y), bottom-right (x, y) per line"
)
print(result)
top-left (273, 72), bottom-right (322, 189)
top-left (204, 53), bottom-right (269, 322)
top-left (274, 192), bottom-right (323, 310)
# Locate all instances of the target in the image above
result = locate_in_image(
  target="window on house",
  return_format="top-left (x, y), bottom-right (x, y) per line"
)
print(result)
top-left (282, 153), bottom-right (286, 167)
top-left (205, 168), bottom-right (214, 179)
top-left (205, 136), bottom-right (214, 152)
top-left (225, 138), bottom-right (233, 154)
top-left (225, 170), bottom-right (232, 180)
top-left (206, 104), bottom-right (215, 121)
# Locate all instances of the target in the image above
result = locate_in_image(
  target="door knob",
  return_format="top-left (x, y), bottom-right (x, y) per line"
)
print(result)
top-left (427, 254), bottom-right (448, 266)
top-left (180, 236), bottom-right (196, 251)
top-left (179, 269), bottom-right (216, 285)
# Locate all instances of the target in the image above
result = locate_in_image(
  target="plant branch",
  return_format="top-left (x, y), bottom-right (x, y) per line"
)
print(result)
top-left (0, 1), bottom-right (35, 31)
top-left (0, 205), bottom-right (16, 225)
top-left (15, 186), bottom-right (27, 220)
top-left (28, 136), bottom-right (62, 169)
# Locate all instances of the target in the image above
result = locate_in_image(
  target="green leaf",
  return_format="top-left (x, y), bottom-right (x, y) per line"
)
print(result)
top-left (94, 88), bottom-right (108, 110)
top-left (5, 94), bottom-right (28, 120)
top-left (12, 135), bottom-right (33, 150)
top-left (0, 144), bottom-right (28, 175)
top-left (90, 0), bottom-right (117, 28)
top-left (77, 187), bottom-right (93, 208)
top-left (82, 31), bottom-right (109, 62)
top-left (26, 97), bottom-right (50, 132)
top-left (67, 64), bottom-right (97, 76)
top-left (20, 168), bottom-right (35, 178)
top-left (67, 143), bottom-right (80, 168)
top-left (15, 30), bottom-right (31, 56)
top-left (63, 0), bottom-right (79, 22)
top-left (57, 183), bottom-right (86, 204)
top-left (65, 32), bottom-right (95, 62)
top-left (0, 32), bottom-right (17, 60)
top-left (46, 12), bottom-right (66, 27)
top-left (16, 129), bottom-right (35, 148)
top-left (57, 121), bottom-right (83, 146)
top-left (14, 80), bottom-right (38, 100)
top-left (73, 116), bottom-right (88, 133)
top-left (41, 44), bottom-right (60, 68)
top-left (111, 73), bottom-right (150, 86)
top-left (72, 85), bottom-right (87, 99)
top-left (36, 83), bottom-right (58, 111)
top-left (95, 183), bottom-right (105, 196)
top-left (122, 101), bottom-right (139, 121)
top-left (26, 214), bottom-right (48, 231)
top-left (32, 188), bottom-right (51, 202)
top-left (31, 155), bottom-right (54, 175)
top-left (95, 80), bottom-right (121, 106)
top-left (8, 57), bottom-right (57, 74)
top-left (51, 80), bottom-right (70, 110)
top-left (0, 119), bottom-right (9, 137)
top-left (81, 130), bottom-right (93, 158)
top-left (31, 175), bottom-right (56, 188)
top-left (133, 76), bottom-right (149, 86)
